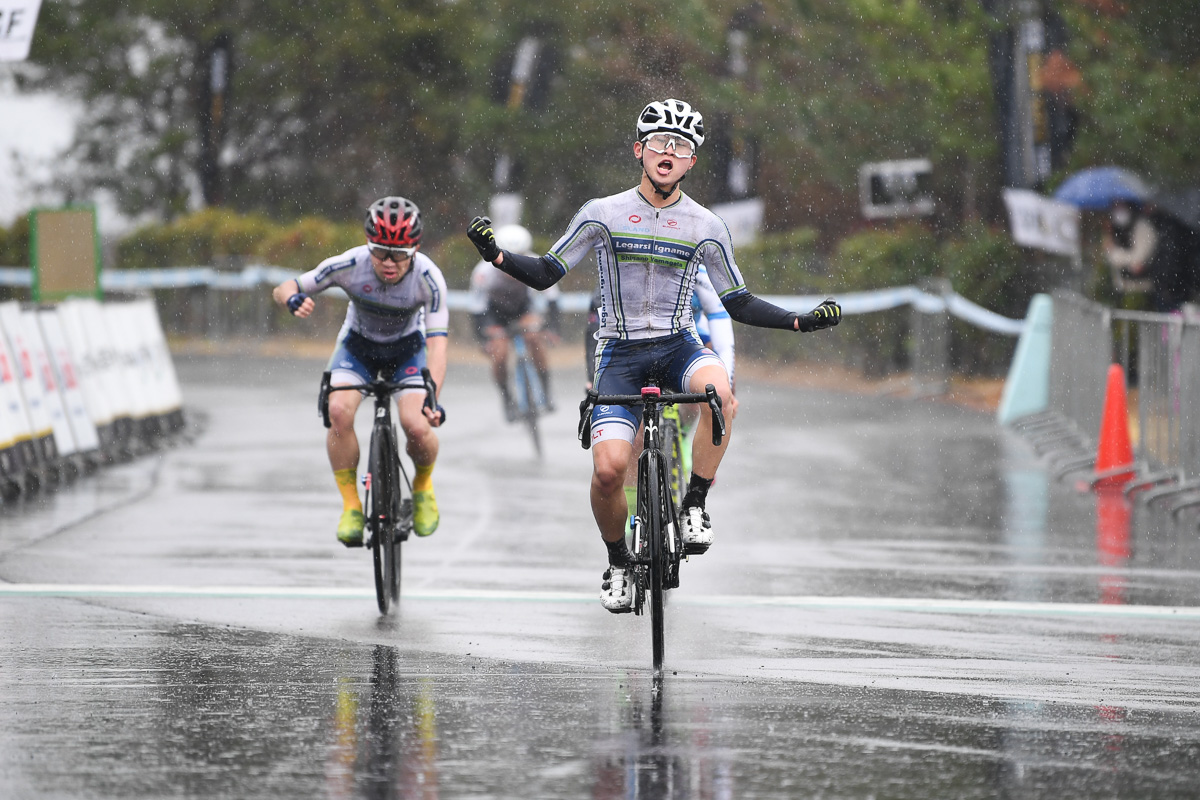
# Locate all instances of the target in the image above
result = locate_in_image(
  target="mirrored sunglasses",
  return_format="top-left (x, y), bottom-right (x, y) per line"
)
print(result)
top-left (643, 133), bottom-right (695, 159)
top-left (369, 244), bottom-right (416, 262)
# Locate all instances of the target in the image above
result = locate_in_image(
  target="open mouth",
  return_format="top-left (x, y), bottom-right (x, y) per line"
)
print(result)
top-left (656, 159), bottom-right (674, 175)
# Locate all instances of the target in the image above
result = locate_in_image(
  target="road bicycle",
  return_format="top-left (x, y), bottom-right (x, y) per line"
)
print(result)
top-left (508, 329), bottom-right (550, 457)
top-left (319, 368), bottom-right (441, 614)
top-left (578, 383), bottom-right (726, 674)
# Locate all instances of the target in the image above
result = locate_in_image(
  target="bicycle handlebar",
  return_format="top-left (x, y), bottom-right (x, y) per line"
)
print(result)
top-left (318, 367), bottom-right (444, 428)
top-left (577, 384), bottom-right (725, 451)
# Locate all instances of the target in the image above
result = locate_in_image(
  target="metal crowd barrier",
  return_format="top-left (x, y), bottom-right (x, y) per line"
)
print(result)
top-left (1017, 291), bottom-right (1200, 526)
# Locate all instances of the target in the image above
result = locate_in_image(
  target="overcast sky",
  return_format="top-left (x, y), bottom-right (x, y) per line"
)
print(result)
top-left (0, 81), bottom-right (79, 227)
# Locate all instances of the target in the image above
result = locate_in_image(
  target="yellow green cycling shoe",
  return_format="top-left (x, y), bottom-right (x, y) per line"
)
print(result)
top-left (337, 508), bottom-right (365, 547)
top-left (413, 490), bottom-right (439, 537)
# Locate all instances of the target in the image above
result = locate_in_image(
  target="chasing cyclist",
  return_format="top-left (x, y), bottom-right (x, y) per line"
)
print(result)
top-left (469, 223), bottom-right (561, 421)
top-left (467, 99), bottom-right (840, 612)
top-left (272, 196), bottom-right (448, 546)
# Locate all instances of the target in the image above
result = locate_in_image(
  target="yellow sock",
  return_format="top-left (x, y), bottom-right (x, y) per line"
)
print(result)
top-left (624, 485), bottom-right (638, 516)
top-left (334, 468), bottom-right (361, 511)
top-left (414, 462), bottom-right (435, 493)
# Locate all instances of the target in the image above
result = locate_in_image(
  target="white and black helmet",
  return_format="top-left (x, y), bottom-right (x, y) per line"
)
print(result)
top-left (636, 99), bottom-right (705, 149)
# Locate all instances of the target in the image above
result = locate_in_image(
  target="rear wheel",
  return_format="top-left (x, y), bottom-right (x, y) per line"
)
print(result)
top-left (661, 413), bottom-right (685, 512)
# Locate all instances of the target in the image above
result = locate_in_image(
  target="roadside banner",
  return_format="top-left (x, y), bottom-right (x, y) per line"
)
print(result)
top-left (0, 0), bottom-right (42, 61)
top-left (0, 301), bottom-right (55, 462)
top-left (1003, 188), bottom-right (1081, 258)
top-left (38, 308), bottom-right (100, 453)
top-left (20, 307), bottom-right (77, 456)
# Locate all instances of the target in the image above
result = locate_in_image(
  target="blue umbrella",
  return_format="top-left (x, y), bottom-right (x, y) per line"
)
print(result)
top-left (1053, 166), bottom-right (1150, 209)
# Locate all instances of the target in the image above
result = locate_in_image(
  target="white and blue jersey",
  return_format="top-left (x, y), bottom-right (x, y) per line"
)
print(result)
top-left (297, 244), bottom-right (449, 388)
top-left (297, 245), bottom-right (449, 344)
top-left (692, 265), bottom-right (735, 379)
top-left (546, 188), bottom-right (748, 342)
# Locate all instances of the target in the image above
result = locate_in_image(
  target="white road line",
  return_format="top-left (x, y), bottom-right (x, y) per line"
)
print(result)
top-left (3, 583), bottom-right (1200, 619)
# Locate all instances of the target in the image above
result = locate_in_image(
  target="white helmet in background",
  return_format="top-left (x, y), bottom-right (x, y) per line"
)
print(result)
top-left (494, 224), bottom-right (534, 254)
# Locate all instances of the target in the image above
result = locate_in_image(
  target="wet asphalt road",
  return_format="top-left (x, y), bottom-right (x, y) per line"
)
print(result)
top-left (3, 350), bottom-right (1200, 799)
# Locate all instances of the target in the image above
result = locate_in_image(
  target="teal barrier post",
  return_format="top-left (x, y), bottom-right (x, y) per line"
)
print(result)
top-left (997, 294), bottom-right (1053, 425)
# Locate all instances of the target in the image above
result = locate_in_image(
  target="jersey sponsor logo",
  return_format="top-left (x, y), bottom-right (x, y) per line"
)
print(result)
top-left (629, 215), bottom-right (641, 224)
top-left (666, 219), bottom-right (679, 228)
top-left (405, 366), bottom-right (419, 375)
top-left (363, 284), bottom-right (373, 293)
top-left (592, 428), bottom-right (604, 441)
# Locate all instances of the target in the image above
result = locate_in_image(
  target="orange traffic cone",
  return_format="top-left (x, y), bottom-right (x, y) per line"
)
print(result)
top-left (1093, 363), bottom-right (1135, 488)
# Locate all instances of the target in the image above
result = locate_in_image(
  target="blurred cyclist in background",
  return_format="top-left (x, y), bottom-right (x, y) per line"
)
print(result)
top-left (272, 196), bottom-right (447, 546)
top-left (469, 223), bottom-right (560, 420)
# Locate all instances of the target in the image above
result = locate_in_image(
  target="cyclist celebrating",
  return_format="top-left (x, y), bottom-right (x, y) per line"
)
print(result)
top-left (467, 99), bottom-right (840, 613)
top-left (272, 196), bottom-right (448, 545)
top-left (468, 223), bottom-right (560, 421)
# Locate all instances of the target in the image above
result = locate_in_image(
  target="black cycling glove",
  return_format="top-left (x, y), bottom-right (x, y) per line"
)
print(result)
top-left (796, 298), bottom-right (841, 332)
top-left (286, 292), bottom-right (309, 315)
top-left (467, 216), bottom-right (502, 263)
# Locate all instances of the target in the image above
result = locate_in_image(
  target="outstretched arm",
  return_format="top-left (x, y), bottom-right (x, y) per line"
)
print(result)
top-left (722, 293), bottom-right (840, 332)
top-left (467, 216), bottom-right (564, 290)
top-left (272, 278), bottom-right (314, 318)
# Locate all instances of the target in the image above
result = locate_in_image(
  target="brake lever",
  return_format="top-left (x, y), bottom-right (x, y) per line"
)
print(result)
top-left (420, 367), bottom-right (445, 425)
top-left (578, 390), bottom-right (598, 450)
top-left (704, 384), bottom-right (726, 446)
top-left (318, 371), bottom-right (333, 429)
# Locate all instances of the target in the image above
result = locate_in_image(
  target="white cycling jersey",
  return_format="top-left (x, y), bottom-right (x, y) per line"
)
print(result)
top-left (693, 265), bottom-right (735, 378)
top-left (546, 188), bottom-right (748, 341)
top-left (296, 245), bottom-right (449, 344)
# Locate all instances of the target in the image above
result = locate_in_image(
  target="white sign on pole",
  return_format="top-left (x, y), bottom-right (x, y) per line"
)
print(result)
top-left (1003, 189), bottom-right (1081, 258)
top-left (711, 197), bottom-right (765, 247)
top-left (488, 193), bottom-right (524, 228)
top-left (0, 0), bottom-right (43, 62)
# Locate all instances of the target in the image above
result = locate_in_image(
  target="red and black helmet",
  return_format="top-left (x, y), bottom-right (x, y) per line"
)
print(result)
top-left (364, 196), bottom-right (423, 247)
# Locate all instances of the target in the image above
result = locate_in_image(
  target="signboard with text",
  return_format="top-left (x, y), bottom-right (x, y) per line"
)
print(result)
top-left (0, 0), bottom-right (42, 61)
top-left (1003, 189), bottom-right (1080, 258)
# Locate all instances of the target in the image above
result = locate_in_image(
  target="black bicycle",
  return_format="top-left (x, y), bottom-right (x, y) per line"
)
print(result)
top-left (578, 383), bottom-right (726, 674)
top-left (319, 367), bottom-right (442, 614)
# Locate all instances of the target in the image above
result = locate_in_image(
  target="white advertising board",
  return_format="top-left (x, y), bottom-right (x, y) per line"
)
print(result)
top-left (0, 0), bottom-right (43, 61)
top-left (1003, 188), bottom-right (1081, 258)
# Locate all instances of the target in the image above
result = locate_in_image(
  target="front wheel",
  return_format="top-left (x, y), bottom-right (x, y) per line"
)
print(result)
top-left (643, 454), bottom-right (666, 674)
top-left (368, 423), bottom-right (400, 614)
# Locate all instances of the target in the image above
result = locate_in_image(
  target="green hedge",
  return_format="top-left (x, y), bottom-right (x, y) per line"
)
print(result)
top-left (115, 209), bottom-right (362, 272)
top-left (0, 216), bottom-right (29, 267)
top-left (6, 208), bottom-right (1034, 377)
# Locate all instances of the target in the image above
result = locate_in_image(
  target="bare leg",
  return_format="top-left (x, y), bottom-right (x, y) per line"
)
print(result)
top-left (397, 391), bottom-right (438, 467)
top-left (327, 387), bottom-right (364, 471)
top-left (591, 439), bottom-right (633, 544)
top-left (687, 364), bottom-right (734, 480)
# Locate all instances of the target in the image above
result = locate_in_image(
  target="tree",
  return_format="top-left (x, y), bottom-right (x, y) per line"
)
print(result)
top-left (26, 0), bottom-right (491, 225)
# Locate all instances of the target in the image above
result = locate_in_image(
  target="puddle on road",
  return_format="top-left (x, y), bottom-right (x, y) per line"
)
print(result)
top-left (2, 616), bottom-right (1197, 799)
